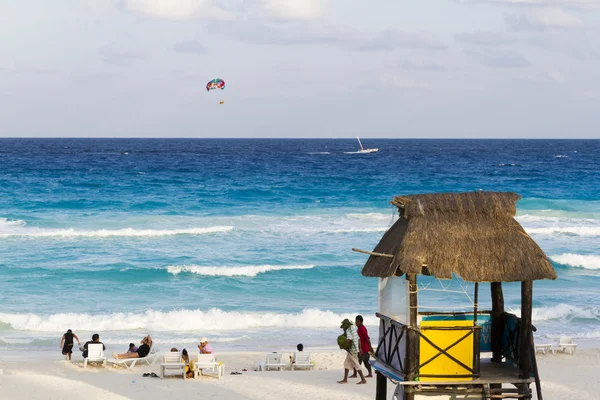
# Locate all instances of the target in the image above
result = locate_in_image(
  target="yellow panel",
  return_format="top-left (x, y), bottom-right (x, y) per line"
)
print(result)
top-left (419, 320), bottom-right (474, 382)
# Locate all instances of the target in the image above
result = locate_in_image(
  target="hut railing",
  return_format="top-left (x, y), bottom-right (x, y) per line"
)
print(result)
top-left (374, 312), bottom-right (407, 380)
top-left (411, 324), bottom-right (482, 380)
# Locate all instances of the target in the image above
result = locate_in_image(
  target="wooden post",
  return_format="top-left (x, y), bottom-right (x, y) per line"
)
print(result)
top-left (519, 281), bottom-right (533, 379)
top-left (473, 282), bottom-right (480, 377)
top-left (376, 371), bottom-right (387, 400)
top-left (490, 282), bottom-right (504, 363)
top-left (405, 273), bottom-right (418, 400)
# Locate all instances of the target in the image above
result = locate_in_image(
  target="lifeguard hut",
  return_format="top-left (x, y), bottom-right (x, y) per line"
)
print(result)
top-left (353, 192), bottom-right (556, 400)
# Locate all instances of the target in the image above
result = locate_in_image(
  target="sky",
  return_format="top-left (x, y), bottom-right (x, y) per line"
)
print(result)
top-left (0, 0), bottom-right (599, 138)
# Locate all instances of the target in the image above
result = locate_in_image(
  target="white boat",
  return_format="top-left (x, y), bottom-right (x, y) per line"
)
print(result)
top-left (344, 137), bottom-right (378, 154)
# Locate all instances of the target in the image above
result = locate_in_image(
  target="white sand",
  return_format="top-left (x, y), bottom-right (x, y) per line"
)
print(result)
top-left (0, 349), bottom-right (598, 399)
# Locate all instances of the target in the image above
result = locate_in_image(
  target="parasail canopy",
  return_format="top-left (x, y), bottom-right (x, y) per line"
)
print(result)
top-left (206, 78), bottom-right (225, 91)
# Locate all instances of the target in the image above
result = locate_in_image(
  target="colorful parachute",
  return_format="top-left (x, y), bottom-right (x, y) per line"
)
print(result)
top-left (206, 78), bottom-right (225, 91)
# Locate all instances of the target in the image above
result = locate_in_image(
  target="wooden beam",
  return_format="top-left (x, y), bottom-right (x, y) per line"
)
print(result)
top-left (351, 248), bottom-right (394, 258)
top-left (519, 281), bottom-right (533, 380)
top-left (405, 273), bottom-right (418, 400)
top-left (491, 282), bottom-right (504, 363)
top-left (376, 371), bottom-right (387, 400)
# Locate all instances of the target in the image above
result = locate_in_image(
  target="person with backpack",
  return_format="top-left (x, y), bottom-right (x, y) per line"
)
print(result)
top-left (337, 318), bottom-right (367, 384)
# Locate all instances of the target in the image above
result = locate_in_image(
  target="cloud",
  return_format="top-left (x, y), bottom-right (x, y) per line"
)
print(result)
top-left (399, 58), bottom-right (445, 71)
top-left (119, 0), bottom-right (326, 21)
top-left (353, 29), bottom-right (447, 51)
top-left (505, 8), bottom-right (584, 31)
top-left (121, 0), bottom-right (234, 20)
top-left (455, 31), bottom-right (516, 46)
top-left (465, 48), bottom-right (531, 68)
top-left (0, 64), bottom-right (56, 75)
top-left (172, 40), bottom-right (207, 55)
top-left (454, 0), bottom-right (597, 9)
top-left (380, 75), bottom-right (430, 91)
top-left (205, 21), bottom-right (349, 45)
top-left (99, 45), bottom-right (146, 66)
top-left (259, 0), bottom-right (325, 20)
top-left (527, 33), bottom-right (599, 60)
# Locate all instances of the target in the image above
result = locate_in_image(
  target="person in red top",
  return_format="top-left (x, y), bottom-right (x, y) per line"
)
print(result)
top-left (355, 315), bottom-right (374, 378)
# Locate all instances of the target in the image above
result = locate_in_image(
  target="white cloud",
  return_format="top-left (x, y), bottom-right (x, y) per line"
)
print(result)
top-left (380, 75), bottom-right (430, 91)
top-left (118, 0), bottom-right (325, 21)
top-left (122, 0), bottom-right (233, 20)
top-left (465, 48), bottom-right (531, 68)
top-left (455, 31), bottom-right (516, 46)
top-left (506, 7), bottom-right (584, 30)
top-left (259, 0), bottom-right (325, 20)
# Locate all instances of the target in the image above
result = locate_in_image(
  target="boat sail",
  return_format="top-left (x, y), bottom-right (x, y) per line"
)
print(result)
top-left (344, 137), bottom-right (379, 154)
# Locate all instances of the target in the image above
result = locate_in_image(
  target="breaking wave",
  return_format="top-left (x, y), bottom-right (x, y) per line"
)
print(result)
top-left (165, 264), bottom-right (316, 277)
top-left (550, 254), bottom-right (600, 270)
top-left (0, 226), bottom-right (233, 238)
top-left (0, 308), bottom-right (378, 332)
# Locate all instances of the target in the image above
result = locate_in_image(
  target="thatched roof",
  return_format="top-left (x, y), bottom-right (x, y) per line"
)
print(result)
top-left (361, 192), bottom-right (556, 282)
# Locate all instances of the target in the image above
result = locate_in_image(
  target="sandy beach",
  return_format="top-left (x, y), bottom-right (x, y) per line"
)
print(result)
top-left (1, 348), bottom-right (599, 400)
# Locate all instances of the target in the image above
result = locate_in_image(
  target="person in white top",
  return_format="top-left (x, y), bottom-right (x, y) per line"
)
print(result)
top-left (337, 319), bottom-right (367, 384)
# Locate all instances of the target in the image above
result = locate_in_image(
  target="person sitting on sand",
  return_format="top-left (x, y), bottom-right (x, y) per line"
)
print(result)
top-left (127, 343), bottom-right (138, 353)
top-left (60, 329), bottom-right (81, 361)
top-left (113, 335), bottom-right (152, 359)
top-left (337, 319), bottom-right (366, 385)
top-left (82, 333), bottom-right (105, 359)
top-left (181, 349), bottom-right (195, 379)
top-left (198, 337), bottom-right (213, 354)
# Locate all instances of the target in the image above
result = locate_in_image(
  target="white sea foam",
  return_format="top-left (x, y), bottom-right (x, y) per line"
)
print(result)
top-left (329, 227), bottom-right (388, 233)
top-left (508, 304), bottom-right (600, 322)
top-left (526, 227), bottom-right (600, 236)
top-left (166, 264), bottom-right (316, 277)
top-left (549, 254), bottom-right (600, 270)
top-left (307, 152), bottom-right (330, 155)
top-left (0, 308), bottom-right (378, 332)
top-left (0, 226), bottom-right (233, 239)
top-left (0, 218), bottom-right (26, 227)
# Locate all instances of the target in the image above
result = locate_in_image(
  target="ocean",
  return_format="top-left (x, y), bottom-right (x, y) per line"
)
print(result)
top-left (0, 139), bottom-right (599, 352)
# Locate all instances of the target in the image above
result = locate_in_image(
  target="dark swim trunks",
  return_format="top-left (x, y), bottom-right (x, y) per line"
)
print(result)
top-left (137, 344), bottom-right (150, 358)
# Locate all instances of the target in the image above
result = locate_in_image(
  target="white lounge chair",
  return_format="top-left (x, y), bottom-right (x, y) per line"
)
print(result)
top-left (291, 353), bottom-right (313, 370)
top-left (535, 344), bottom-right (553, 355)
top-left (263, 353), bottom-right (287, 371)
top-left (160, 352), bottom-right (186, 379)
top-left (107, 349), bottom-right (159, 370)
top-left (194, 354), bottom-right (223, 379)
top-left (557, 336), bottom-right (577, 354)
top-left (83, 343), bottom-right (107, 368)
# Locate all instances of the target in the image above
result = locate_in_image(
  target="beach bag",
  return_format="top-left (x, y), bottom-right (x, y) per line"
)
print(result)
top-left (337, 334), bottom-right (351, 350)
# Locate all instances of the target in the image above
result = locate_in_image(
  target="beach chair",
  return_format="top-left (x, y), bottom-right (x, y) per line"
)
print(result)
top-left (535, 344), bottom-right (553, 355)
top-left (557, 336), bottom-right (577, 354)
top-left (107, 349), bottom-right (159, 370)
top-left (291, 353), bottom-right (313, 370)
top-left (160, 352), bottom-right (186, 379)
top-left (83, 343), bottom-right (107, 368)
top-left (194, 354), bottom-right (223, 379)
top-left (263, 353), bottom-right (287, 371)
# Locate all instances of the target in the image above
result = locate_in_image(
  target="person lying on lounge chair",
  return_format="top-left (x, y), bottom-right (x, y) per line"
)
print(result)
top-left (113, 335), bottom-right (152, 359)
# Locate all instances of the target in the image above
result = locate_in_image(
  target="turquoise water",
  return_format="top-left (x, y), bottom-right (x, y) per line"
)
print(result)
top-left (0, 139), bottom-right (599, 350)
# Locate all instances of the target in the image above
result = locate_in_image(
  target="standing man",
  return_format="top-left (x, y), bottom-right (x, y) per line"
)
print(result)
top-left (60, 329), bottom-right (80, 361)
top-left (356, 315), bottom-right (374, 378)
top-left (337, 318), bottom-right (367, 385)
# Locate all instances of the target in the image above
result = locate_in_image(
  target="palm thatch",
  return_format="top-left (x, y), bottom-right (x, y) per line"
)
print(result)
top-left (361, 192), bottom-right (556, 282)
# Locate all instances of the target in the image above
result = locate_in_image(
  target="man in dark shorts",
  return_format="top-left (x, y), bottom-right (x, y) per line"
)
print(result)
top-left (113, 335), bottom-right (152, 359)
top-left (82, 333), bottom-right (105, 358)
top-left (355, 315), bottom-right (374, 378)
top-left (60, 329), bottom-right (81, 360)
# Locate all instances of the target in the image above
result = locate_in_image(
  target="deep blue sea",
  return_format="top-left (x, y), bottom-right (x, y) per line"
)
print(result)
top-left (0, 139), bottom-right (599, 351)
